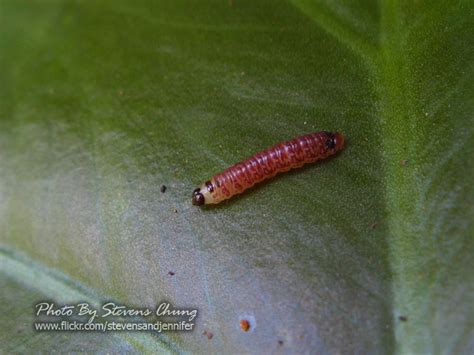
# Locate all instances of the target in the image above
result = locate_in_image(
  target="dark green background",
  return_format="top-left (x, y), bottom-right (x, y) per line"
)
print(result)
top-left (0, 0), bottom-right (473, 353)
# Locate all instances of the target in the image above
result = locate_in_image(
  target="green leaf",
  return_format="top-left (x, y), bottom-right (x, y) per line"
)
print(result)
top-left (0, 0), bottom-right (473, 353)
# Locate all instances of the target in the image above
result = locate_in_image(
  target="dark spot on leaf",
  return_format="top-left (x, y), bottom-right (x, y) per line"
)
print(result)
top-left (278, 340), bottom-right (284, 346)
top-left (160, 185), bottom-right (167, 193)
top-left (168, 271), bottom-right (175, 276)
top-left (203, 330), bottom-right (213, 339)
top-left (399, 315), bottom-right (408, 322)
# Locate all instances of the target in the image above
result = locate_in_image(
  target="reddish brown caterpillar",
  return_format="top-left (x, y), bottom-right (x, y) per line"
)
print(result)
top-left (192, 131), bottom-right (345, 205)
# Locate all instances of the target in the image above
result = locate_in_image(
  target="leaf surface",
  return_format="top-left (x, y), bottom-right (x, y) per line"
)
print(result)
top-left (0, 0), bottom-right (473, 353)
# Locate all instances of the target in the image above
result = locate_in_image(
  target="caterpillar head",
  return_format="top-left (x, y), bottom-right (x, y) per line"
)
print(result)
top-left (192, 180), bottom-right (216, 206)
top-left (192, 188), bottom-right (205, 206)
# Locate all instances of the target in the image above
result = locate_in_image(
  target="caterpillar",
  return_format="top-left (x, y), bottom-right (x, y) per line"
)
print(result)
top-left (192, 131), bottom-right (345, 205)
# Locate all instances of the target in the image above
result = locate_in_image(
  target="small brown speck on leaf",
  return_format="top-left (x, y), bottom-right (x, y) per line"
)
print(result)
top-left (370, 223), bottom-right (378, 230)
top-left (203, 330), bottom-right (213, 339)
top-left (160, 185), bottom-right (167, 193)
top-left (173, 208), bottom-right (178, 213)
top-left (401, 159), bottom-right (409, 166)
top-left (240, 319), bottom-right (250, 332)
top-left (399, 315), bottom-right (408, 322)
top-left (117, 90), bottom-right (124, 96)
top-left (16, 325), bottom-right (27, 333)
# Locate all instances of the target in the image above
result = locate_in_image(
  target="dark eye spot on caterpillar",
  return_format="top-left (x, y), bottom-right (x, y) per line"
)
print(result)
top-left (205, 180), bottom-right (214, 192)
top-left (324, 131), bottom-right (337, 150)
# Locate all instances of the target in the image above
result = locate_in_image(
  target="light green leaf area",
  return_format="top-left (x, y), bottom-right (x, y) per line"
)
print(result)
top-left (0, 0), bottom-right (473, 353)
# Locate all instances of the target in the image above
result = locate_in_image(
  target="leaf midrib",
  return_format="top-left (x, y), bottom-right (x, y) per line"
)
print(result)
top-left (292, 0), bottom-right (434, 352)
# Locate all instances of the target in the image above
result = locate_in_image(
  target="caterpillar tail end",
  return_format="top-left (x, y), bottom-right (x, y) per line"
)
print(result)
top-left (335, 132), bottom-right (345, 152)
